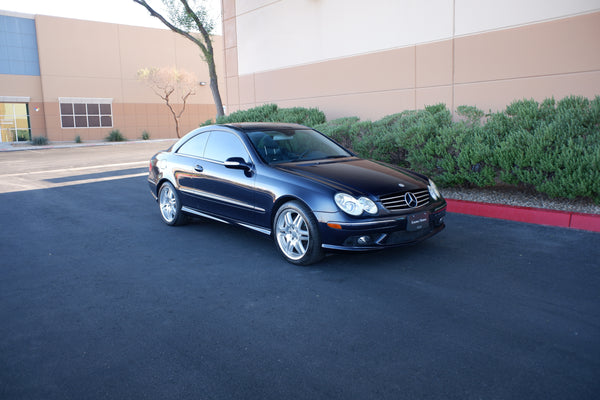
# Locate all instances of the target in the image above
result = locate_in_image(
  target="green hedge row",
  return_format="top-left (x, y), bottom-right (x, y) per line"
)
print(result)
top-left (207, 97), bottom-right (600, 203)
top-left (315, 96), bottom-right (600, 203)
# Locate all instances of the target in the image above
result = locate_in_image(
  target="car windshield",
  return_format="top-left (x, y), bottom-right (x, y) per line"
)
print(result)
top-left (247, 128), bottom-right (352, 164)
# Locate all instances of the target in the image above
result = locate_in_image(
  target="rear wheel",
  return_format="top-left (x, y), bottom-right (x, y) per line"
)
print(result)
top-left (274, 201), bottom-right (324, 265)
top-left (158, 182), bottom-right (187, 226)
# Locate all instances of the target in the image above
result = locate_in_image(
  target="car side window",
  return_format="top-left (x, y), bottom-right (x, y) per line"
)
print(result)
top-left (204, 131), bottom-right (249, 163)
top-left (177, 131), bottom-right (209, 157)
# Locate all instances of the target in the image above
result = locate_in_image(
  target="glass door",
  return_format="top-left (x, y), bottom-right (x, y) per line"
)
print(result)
top-left (0, 103), bottom-right (31, 143)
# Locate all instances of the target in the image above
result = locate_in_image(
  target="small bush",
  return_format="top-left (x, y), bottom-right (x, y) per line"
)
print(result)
top-left (456, 105), bottom-right (485, 127)
top-left (213, 104), bottom-right (326, 127)
top-left (106, 129), bottom-right (126, 142)
top-left (216, 104), bottom-right (278, 124)
top-left (274, 106), bottom-right (327, 126)
top-left (75, 135), bottom-right (82, 143)
top-left (141, 130), bottom-right (150, 140)
top-left (31, 136), bottom-right (48, 145)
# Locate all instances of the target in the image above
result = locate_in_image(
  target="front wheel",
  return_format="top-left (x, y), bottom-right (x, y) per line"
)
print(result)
top-left (273, 201), bottom-right (324, 265)
top-left (158, 182), bottom-right (187, 226)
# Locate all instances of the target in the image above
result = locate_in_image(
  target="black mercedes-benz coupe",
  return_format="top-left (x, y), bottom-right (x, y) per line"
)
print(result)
top-left (148, 123), bottom-right (446, 265)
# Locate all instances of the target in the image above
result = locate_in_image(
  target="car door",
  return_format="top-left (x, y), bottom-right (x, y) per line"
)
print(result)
top-left (187, 130), bottom-right (261, 225)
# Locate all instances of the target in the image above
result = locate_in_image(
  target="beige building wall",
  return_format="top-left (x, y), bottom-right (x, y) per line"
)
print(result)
top-left (222, 0), bottom-right (600, 120)
top-left (1, 12), bottom-right (224, 142)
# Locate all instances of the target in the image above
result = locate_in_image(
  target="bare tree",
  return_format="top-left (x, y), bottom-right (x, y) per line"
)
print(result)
top-left (133, 0), bottom-right (224, 118)
top-left (137, 67), bottom-right (198, 138)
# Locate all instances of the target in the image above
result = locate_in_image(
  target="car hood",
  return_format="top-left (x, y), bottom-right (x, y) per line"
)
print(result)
top-left (274, 158), bottom-right (427, 196)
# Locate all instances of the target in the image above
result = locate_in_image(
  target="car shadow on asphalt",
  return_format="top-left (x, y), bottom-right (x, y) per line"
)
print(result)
top-left (181, 214), bottom-right (448, 272)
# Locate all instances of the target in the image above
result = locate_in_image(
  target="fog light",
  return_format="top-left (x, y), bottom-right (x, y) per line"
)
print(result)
top-left (357, 236), bottom-right (371, 245)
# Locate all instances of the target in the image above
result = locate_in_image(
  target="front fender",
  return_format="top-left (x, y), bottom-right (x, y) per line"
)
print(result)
top-left (252, 166), bottom-right (339, 229)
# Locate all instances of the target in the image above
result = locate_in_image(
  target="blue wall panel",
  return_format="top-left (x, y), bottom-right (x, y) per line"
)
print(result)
top-left (0, 15), bottom-right (41, 76)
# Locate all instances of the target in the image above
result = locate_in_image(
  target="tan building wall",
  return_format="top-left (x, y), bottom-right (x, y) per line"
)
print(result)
top-left (222, 0), bottom-right (600, 120)
top-left (0, 12), bottom-right (224, 142)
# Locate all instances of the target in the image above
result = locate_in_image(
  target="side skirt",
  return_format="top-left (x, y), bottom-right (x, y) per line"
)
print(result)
top-left (181, 206), bottom-right (272, 236)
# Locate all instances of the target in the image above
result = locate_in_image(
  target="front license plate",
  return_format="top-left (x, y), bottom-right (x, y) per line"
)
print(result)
top-left (407, 211), bottom-right (429, 231)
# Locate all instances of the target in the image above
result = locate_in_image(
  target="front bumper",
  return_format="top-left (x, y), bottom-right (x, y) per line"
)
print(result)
top-left (316, 203), bottom-right (446, 251)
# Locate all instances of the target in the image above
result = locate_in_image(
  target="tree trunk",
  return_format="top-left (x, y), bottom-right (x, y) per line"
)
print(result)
top-left (165, 102), bottom-right (181, 138)
top-left (208, 60), bottom-right (224, 118)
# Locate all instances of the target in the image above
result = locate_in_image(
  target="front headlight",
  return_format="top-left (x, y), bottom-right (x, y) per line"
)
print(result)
top-left (428, 179), bottom-right (441, 200)
top-left (334, 193), bottom-right (378, 216)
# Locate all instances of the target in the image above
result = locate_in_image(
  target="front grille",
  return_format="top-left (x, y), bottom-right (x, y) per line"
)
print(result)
top-left (380, 189), bottom-right (430, 212)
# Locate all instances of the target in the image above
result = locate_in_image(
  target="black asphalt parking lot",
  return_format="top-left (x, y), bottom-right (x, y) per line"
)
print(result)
top-left (1, 144), bottom-right (599, 399)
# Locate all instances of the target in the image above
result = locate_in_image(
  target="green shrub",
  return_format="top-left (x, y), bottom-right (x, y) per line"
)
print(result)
top-left (314, 117), bottom-right (360, 150)
top-left (31, 136), bottom-right (48, 145)
top-left (212, 104), bottom-right (326, 127)
top-left (75, 135), bottom-right (82, 143)
top-left (274, 106), bottom-right (327, 126)
top-left (316, 105), bottom-right (452, 168)
top-left (456, 105), bottom-right (485, 127)
top-left (105, 129), bottom-right (126, 142)
top-left (313, 95), bottom-right (599, 202)
top-left (141, 130), bottom-right (150, 140)
top-left (405, 122), bottom-right (495, 188)
top-left (493, 96), bottom-right (600, 200)
top-left (216, 104), bottom-right (277, 124)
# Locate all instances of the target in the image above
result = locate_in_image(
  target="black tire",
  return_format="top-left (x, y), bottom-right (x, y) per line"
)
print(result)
top-left (273, 201), bottom-right (324, 265)
top-left (158, 182), bottom-right (187, 226)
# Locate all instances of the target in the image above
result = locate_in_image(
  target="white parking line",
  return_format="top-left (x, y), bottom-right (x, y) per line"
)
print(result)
top-left (0, 161), bottom-right (147, 178)
top-left (47, 172), bottom-right (149, 188)
top-left (0, 161), bottom-right (149, 193)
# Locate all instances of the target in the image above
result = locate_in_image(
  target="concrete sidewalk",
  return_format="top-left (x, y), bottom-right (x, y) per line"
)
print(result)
top-left (0, 139), bottom-right (176, 152)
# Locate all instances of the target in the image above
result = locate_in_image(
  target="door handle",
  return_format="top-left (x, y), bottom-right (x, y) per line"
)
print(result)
top-left (194, 165), bottom-right (203, 172)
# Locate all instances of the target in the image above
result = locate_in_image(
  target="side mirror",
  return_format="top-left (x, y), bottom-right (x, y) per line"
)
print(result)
top-left (224, 157), bottom-right (252, 171)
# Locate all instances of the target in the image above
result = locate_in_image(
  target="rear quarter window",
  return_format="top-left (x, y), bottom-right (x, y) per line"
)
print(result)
top-left (177, 132), bottom-right (210, 157)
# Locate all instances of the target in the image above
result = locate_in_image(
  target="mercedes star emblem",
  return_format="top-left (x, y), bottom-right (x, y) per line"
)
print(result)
top-left (404, 192), bottom-right (418, 208)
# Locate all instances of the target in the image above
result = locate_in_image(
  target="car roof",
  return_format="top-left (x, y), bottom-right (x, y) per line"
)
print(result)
top-left (220, 122), bottom-right (310, 131)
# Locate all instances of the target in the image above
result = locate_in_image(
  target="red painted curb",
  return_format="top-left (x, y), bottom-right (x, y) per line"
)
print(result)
top-left (446, 198), bottom-right (600, 233)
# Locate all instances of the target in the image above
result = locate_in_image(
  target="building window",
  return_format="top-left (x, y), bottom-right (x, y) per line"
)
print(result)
top-left (0, 102), bottom-right (31, 143)
top-left (59, 98), bottom-right (113, 128)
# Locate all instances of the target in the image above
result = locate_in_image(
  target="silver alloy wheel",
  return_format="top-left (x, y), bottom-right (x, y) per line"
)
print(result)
top-left (159, 184), bottom-right (178, 223)
top-left (275, 208), bottom-right (310, 261)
